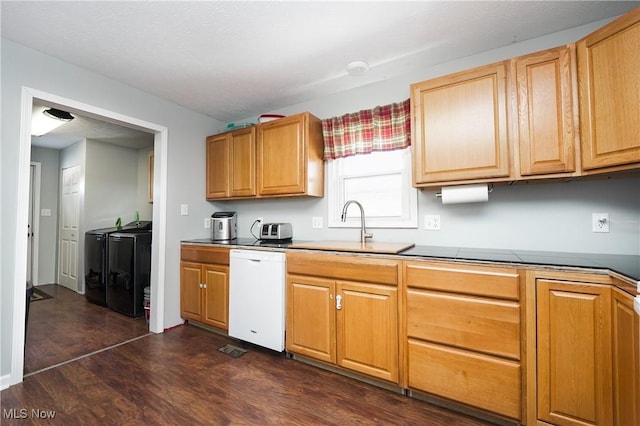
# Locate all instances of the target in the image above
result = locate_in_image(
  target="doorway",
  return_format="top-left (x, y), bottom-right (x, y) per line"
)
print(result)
top-left (11, 87), bottom-right (168, 386)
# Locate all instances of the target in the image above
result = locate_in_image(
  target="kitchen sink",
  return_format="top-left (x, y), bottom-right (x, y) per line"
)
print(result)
top-left (287, 240), bottom-right (415, 254)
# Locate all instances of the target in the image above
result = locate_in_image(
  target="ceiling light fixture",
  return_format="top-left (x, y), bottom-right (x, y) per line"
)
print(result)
top-left (43, 108), bottom-right (74, 121)
top-left (347, 60), bottom-right (369, 77)
top-left (31, 108), bottom-right (75, 136)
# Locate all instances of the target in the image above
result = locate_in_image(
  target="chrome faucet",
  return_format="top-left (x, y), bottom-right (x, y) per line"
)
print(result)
top-left (340, 200), bottom-right (373, 243)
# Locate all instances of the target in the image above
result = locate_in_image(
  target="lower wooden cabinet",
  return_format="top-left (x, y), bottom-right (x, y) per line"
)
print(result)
top-left (612, 288), bottom-right (640, 426)
top-left (286, 252), bottom-right (399, 383)
top-left (180, 245), bottom-right (230, 330)
top-left (535, 277), bottom-right (613, 426)
top-left (403, 261), bottom-right (523, 420)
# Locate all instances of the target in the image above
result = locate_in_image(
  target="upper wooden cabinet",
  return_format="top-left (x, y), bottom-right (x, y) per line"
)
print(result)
top-left (513, 44), bottom-right (579, 177)
top-left (578, 7), bottom-right (640, 172)
top-left (206, 112), bottom-right (324, 200)
top-left (206, 126), bottom-right (256, 200)
top-left (411, 62), bottom-right (511, 186)
top-left (257, 112), bottom-right (324, 198)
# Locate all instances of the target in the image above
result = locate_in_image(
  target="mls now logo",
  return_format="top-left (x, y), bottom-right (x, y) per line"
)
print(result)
top-left (3, 409), bottom-right (28, 419)
top-left (3, 408), bottom-right (56, 419)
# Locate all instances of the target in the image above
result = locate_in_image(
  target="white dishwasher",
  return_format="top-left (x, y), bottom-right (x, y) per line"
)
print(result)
top-left (229, 249), bottom-right (286, 352)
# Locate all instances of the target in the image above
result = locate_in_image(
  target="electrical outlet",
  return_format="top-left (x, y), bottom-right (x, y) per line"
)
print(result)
top-left (204, 217), bottom-right (211, 229)
top-left (424, 214), bottom-right (441, 231)
top-left (180, 204), bottom-right (188, 216)
top-left (592, 213), bottom-right (609, 233)
top-left (312, 216), bottom-right (323, 229)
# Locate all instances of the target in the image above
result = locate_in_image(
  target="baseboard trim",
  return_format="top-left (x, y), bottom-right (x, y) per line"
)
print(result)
top-left (1, 373), bottom-right (13, 390)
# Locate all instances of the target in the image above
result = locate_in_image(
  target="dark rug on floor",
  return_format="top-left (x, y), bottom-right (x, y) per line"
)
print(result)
top-left (31, 287), bottom-right (53, 302)
top-left (218, 344), bottom-right (247, 358)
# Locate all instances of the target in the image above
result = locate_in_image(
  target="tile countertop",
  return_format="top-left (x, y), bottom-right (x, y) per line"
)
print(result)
top-left (182, 238), bottom-right (640, 290)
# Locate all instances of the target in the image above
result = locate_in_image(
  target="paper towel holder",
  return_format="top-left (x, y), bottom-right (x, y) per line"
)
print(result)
top-left (435, 183), bottom-right (494, 199)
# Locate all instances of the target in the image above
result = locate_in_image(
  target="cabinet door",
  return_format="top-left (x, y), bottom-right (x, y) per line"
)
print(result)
top-left (180, 262), bottom-right (203, 321)
top-left (202, 264), bottom-right (229, 330)
top-left (411, 62), bottom-right (510, 184)
top-left (516, 45), bottom-right (577, 176)
top-left (286, 275), bottom-right (336, 363)
top-left (536, 279), bottom-right (612, 426)
top-left (336, 281), bottom-right (399, 383)
top-left (578, 8), bottom-right (640, 171)
top-left (229, 127), bottom-right (256, 197)
top-left (206, 134), bottom-right (230, 199)
top-left (258, 114), bottom-right (306, 195)
top-left (612, 289), bottom-right (640, 426)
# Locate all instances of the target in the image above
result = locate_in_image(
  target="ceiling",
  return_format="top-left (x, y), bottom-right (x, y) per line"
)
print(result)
top-left (31, 104), bottom-right (154, 150)
top-left (3, 1), bottom-right (639, 148)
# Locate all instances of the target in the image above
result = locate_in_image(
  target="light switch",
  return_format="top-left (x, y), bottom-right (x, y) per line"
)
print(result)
top-left (40, 209), bottom-right (51, 217)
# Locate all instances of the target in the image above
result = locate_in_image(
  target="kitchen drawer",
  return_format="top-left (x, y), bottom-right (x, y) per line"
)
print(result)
top-left (181, 245), bottom-right (229, 265)
top-left (287, 252), bottom-right (399, 285)
top-left (407, 289), bottom-right (520, 360)
top-left (404, 262), bottom-right (520, 300)
top-left (408, 339), bottom-right (521, 419)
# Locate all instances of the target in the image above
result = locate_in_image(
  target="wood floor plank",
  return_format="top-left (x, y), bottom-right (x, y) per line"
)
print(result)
top-left (4, 285), bottom-right (497, 425)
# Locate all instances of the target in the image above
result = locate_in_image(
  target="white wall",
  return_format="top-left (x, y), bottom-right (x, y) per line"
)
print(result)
top-left (1, 38), bottom-right (224, 380)
top-left (29, 147), bottom-right (60, 284)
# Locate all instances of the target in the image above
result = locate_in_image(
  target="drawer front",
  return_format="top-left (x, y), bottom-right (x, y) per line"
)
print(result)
top-left (408, 339), bottom-right (521, 420)
top-left (407, 289), bottom-right (520, 360)
top-left (181, 245), bottom-right (229, 265)
top-left (287, 252), bottom-right (399, 285)
top-left (405, 262), bottom-right (520, 300)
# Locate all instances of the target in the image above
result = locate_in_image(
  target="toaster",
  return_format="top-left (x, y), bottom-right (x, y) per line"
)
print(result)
top-left (259, 223), bottom-right (293, 241)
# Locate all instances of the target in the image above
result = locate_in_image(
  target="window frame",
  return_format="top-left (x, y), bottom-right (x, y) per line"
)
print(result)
top-left (327, 148), bottom-right (418, 229)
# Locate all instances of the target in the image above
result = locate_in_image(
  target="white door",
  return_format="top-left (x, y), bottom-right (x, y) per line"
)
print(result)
top-left (59, 165), bottom-right (81, 291)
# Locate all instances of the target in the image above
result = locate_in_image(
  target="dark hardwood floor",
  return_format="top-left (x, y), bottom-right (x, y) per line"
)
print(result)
top-left (3, 285), bottom-right (496, 425)
top-left (23, 284), bottom-right (150, 375)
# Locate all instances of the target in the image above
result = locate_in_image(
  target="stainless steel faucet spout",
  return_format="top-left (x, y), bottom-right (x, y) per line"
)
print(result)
top-left (340, 200), bottom-right (373, 243)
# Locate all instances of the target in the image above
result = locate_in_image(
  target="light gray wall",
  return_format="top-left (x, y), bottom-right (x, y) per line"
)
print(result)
top-left (1, 38), bottom-right (224, 378)
top-left (30, 146), bottom-right (60, 285)
top-left (85, 139), bottom-right (140, 230)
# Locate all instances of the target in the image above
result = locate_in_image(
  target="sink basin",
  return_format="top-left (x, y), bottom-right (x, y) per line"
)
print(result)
top-left (288, 240), bottom-right (415, 254)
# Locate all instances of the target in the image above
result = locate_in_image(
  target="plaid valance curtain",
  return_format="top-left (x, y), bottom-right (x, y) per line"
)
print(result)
top-left (322, 98), bottom-right (411, 160)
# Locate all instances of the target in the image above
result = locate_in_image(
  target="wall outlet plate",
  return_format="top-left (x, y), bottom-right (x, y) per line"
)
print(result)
top-left (204, 217), bottom-right (211, 229)
top-left (592, 213), bottom-right (609, 233)
top-left (180, 204), bottom-right (188, 216)
top-left (424, 214), bottom-right (441, 231)
top-left (312, 216), bottom-right (323, 229)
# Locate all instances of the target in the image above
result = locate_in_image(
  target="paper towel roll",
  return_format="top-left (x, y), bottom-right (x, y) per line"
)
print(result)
top-left (440, 184), bottom-right (489, 204)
